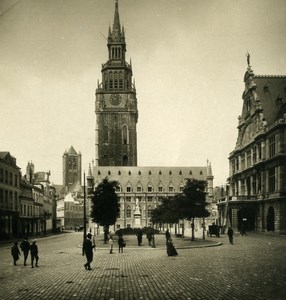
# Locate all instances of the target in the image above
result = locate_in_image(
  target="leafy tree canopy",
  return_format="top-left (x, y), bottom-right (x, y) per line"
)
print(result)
top-left (90, 177), bottom-right (120, 226)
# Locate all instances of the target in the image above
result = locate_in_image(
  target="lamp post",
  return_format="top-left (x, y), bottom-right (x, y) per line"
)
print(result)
top-left (83, 172), bottom-right (87, 244)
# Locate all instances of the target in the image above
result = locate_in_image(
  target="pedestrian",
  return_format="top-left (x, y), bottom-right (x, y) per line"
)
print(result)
top-left (20, 237), bottom-right (30, 266)
top-left (118, 235), bottom-right (125, 253)
top-left (30, 240), bottom-right (39, 268)
top-left (146, 229), bottom-right (152, 246)
top-left (109, 235), bottom-right (113, 254)
top-left (166, 238), bottom-right (178, 256)
top-left (83, 233), bottom-right (95, 270)
top-left (165, 229), bottom-right (171, 243)
top-left (136, 228), bottom-right (143, 246)
top-left (227, 226), bottom-right (234, 244)
top-left (11, 241), bottom-right (21, 266)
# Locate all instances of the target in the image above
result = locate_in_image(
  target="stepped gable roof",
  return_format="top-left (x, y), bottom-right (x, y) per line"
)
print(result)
top-left (254, 75), bottom-right (286, 126)
top-left (93, 166), bottom-right (207, 190)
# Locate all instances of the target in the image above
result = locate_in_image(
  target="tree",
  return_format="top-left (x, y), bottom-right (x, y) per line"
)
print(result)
top-left (150, 196), bottom-right (180, 226)
top-left (90, 177), bottom-right (120, 243)
top-left (178, 178), bottom-right (210, 241)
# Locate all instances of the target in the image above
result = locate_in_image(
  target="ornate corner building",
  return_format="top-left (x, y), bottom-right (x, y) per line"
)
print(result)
top-left (218, 60), bottom-right (286, 234)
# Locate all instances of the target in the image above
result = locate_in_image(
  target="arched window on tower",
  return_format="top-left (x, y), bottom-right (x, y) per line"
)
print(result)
top-left (114, 72), bottom-right (118, 90)
top-left (119, 72), bottom-right (123, 89)
top-left (103, 126), bottom-right (109, 144)
top-left (123, 155), bottom-right (128, 166)
top-left (109, 72), bottom-right (113, 90)
top-left (122, 125), bottom-right (129, 145)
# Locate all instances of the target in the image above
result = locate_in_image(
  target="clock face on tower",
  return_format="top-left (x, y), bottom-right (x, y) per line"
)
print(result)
top-left (110, 94), bottom-right (121, 106)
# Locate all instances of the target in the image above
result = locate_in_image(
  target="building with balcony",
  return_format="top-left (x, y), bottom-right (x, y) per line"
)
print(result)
top-left (218, 60), bottom-right (286, 234)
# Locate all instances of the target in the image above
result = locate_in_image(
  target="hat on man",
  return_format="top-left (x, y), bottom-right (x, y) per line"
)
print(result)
top-left (87, 233), bottom-right (92, 238)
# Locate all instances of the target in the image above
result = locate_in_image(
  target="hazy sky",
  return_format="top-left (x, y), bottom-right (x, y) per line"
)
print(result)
top-left (1, 0), bottom-right (286, 187)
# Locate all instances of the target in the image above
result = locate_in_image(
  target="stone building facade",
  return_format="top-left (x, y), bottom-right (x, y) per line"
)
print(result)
top-left (218, 61), bottom-right (286, 234)
top-left (0, 152), bottom-right (21, 239)
top-left (88, 165), bottom-right (214, 231)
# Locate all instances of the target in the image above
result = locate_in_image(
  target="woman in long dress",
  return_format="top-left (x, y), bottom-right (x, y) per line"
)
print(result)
top-left (166, 238), bottom-right (178, 256)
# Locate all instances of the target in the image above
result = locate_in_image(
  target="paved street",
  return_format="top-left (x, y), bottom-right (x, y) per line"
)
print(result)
top-left (0, 231), bottom-right (285, 300)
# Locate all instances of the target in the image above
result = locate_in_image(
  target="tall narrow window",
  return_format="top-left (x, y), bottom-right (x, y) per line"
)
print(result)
top-left (269, 135), bottom-right (276, 158)
top-left (268, 168), bottom-right (276, 193)
top-left (122, 125), bottom-right (128, 145)
top-left (103, 126), bottom-right (109, 143)
top-left (114, 72), bottom-right (118, 89)
top-left (253, 146), bottom-right (257, 164)
top-left (109, 72), bottom-right (113, 90)
top-left (126, 206), bottom-right (131, 218)
top-left (119, 72), bottom-right (123, 89)
top-left (246, 150), bottom-right (251, 167)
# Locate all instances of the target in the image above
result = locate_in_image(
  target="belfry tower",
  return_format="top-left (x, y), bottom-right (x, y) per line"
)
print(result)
top-left (95, 0), bottom-right (138, 166)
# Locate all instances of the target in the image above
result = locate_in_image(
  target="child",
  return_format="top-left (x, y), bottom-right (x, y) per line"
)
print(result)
top-left (11, 241), bottom-right (21, 266)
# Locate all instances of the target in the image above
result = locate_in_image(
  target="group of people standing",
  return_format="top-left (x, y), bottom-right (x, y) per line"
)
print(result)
top-left (11, 237), bottom-right (39, 268)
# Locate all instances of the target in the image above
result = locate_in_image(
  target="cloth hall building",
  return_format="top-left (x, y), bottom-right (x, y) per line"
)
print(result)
top-left (86, 1), bottom-right (214, 231)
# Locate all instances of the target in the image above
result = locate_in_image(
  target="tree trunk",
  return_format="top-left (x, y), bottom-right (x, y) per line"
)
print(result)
top-left (191, 218), bottom-right (195, 241)
top-left (103, 225), bottom-right (109, 244)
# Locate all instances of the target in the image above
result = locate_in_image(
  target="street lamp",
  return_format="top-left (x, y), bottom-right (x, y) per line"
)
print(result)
top-left (83, 172), bottom-right (87, 247)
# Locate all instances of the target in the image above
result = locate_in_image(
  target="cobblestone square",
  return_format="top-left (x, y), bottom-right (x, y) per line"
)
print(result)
top-left (0, 232), bottom-right (285, 300)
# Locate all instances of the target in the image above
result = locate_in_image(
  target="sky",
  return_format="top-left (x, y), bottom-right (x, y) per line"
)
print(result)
top-left (1, 0), bottom-right (286, 187)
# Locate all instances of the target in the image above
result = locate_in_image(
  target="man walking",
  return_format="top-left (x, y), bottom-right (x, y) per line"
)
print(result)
top-left (30, 240), bottom-right (39, 268)
top-left (20, 237), bottom-right (30, 266)
top-left (83, 233), bottom-right (95, 270)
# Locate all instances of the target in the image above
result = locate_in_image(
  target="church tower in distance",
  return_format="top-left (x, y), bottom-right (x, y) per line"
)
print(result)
top-left (95, 0), bottom-right (138, 167)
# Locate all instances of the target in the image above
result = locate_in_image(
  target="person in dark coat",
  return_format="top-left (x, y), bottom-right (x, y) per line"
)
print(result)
top-left (30, 240), bottom-right (39, 268)
top-left (166, 238), bottom-right (178, 256)
top-left (83, 233), bottom-right (95, 270)
top-left (146, 229), bottom-right (152, 246)
top-left (227, 227), bottom-right (234, 244)
top-left (165, 229), bottom-right (171, 243)
top-left (136, 229), bottom-right (143, 246)
top-left (20, 237), bottom-right (30, 266)
top-left (11, 242), bottom-right (21, 266)
top-left (118, 235), bottom-right (125, 253)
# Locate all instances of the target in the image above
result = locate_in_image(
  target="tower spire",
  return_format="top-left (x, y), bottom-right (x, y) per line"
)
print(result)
top-left (112, 0), bottom-right (121, 39)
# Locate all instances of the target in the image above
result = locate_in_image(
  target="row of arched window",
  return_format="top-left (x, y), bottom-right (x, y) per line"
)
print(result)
top-left (103, 125), bottom-right (129, 145)
top-left (104, 71), bottom-right (131, 91)
top-left (117, 185), bottom-right (184, 193)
